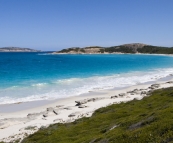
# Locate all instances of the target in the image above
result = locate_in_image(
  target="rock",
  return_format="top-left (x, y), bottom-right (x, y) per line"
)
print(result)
top-left (109, 125), bottom-right (118, 130)
top-left (53, 109), bottom-right (59, 115)
top-left (88, 97), bottom-right (103, 102)
top-left (119, 93), bottom-right (126, 97)
top-left (146, 90), bottom-right (153, 95)
top-left (53, 118), bottom-right (63, 122)
top-left (47, 107), bottom-right (54, 112)
top-left (75, 99), bottom-right (88, 105)
top-left (43, 113), bottom-right (48, 117)
top-left (166, 81), bottom-right (173, 84)
top-left (127, 91), bottom-right (132, 93)
top-left (68, 112), bottom-right (80, 117)
top-left (40, 126), bottom-right (47, 130)
top-left (129, 116), bottom-right (154, 130)
top-left (89, 139), bottom-right (97, 143)
top-left (78, 105), bottom-right (87, 108)
top-left (24, 126), bottom-right (37, 130)
top-left (133, 98), bottom-right (139, 100)
top-left (0, 122), bottom-right (10, 129)
top-left (151, 84), bottom-right (160, 88)
top-left (66, 119), bottom-right (74, 123)
top-left (68, 113), bottom-right (76, 117)
top-left (141, 91), bottom-right (147, 95)
top-left (111, 95), bottom-right (118, 99)
top-left (133, 91), bottom-right (141, 94)
top-left (27, 113), bottom-right (41, 119)
top-left (63, 107), bottom-right (72, 110)
top-left (149, 86), bottom-right (155, 90)
top-left (56, 105), bottom-right (64, 108)
top-left (133, 89), bottom-right (138, 91)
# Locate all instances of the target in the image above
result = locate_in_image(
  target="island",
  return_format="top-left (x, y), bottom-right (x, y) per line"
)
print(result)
top-left (0, 47), bottom-right (41, 52)
top-left (53, 43), bottom-right (173, 54)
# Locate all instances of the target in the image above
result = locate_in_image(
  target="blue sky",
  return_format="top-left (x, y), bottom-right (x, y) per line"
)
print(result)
top-left (0, 0), bottom-right (173, 51)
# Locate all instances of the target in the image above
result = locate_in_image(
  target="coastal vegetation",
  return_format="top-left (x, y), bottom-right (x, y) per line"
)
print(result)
top-left (22, 87), bottom-right (173, 143)
top-left (55, 43), bottom-right (173, 54)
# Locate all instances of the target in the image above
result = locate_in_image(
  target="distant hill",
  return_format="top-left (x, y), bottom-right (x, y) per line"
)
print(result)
top-left (54, 43), bottom-right (173, 54)
top-left (0, 47), bottom-right (41, 52)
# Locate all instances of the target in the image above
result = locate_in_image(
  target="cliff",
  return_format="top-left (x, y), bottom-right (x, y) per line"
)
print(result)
top-left (0, 47), bottom-right (41, 52)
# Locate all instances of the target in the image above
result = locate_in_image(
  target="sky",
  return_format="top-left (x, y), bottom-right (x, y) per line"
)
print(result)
top-left (0, 0), bottom-right (173, 51)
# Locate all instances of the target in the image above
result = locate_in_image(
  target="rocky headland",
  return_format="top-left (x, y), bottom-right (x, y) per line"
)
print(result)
top-left (0, 47), bottom-right (41, 52)
top-left (53, 43), bottom-right (173, 54)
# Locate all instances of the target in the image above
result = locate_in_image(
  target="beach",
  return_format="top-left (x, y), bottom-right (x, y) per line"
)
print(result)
top-left (1, 53), bottom-right (173, 142)
top-left (1, 76), bottom-right (173, 142)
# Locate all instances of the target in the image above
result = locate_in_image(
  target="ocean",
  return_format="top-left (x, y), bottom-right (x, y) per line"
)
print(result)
top-left (0, 52), bottom-right (173, 104)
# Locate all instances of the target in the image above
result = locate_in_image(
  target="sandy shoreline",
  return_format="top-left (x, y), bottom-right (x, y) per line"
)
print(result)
top-left (0, 77), bottom-right (173, 142)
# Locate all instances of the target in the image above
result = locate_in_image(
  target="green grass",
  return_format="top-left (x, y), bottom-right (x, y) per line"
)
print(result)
top-left (22, 87), bottom-right (173, 143)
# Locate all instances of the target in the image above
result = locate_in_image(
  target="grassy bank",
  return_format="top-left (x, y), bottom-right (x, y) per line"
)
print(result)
top-left (22, 87), bottom-right (173, 143)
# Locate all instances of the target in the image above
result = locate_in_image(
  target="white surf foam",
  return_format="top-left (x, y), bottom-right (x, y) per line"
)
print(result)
top-left (0, 67), bottom-right (173, 104)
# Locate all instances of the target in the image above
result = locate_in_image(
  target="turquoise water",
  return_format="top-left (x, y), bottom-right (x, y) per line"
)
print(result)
top-left (0, 52), bottom-right (173, 104)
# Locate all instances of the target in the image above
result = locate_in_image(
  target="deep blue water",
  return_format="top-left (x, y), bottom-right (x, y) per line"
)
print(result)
top-left (0, 52), bottom-right (173, 104)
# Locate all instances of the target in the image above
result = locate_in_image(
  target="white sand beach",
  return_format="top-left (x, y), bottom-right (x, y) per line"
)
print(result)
top-left (0, 77), bottom-right (173, 142)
